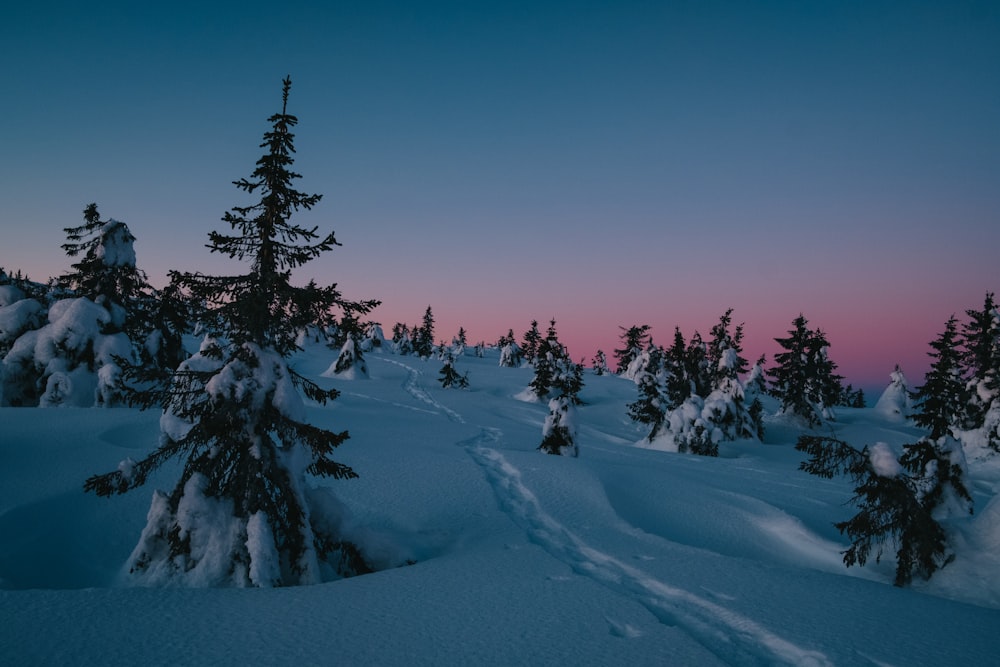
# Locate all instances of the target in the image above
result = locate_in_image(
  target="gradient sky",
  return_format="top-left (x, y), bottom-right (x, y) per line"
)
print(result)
top-left (2, 0), bottom-right (998, 393)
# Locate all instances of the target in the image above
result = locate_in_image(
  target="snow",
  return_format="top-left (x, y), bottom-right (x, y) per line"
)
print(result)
top-left (2, 346), bottom-right (1000, 665)
top-left (874, 366), bottom-right (914, 421)
top-left (869, 441), bottom-right (903, 477)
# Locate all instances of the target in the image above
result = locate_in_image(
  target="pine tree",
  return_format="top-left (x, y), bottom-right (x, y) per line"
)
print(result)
top-left (413, 306), bottom-right (435, 358)
top-left (614, 324), bottom-right (651, 375)
top-left (538, 396), bottom-right (578, 457)
top-left (626, 345), bottom-right (667, 440)
top-left (438, 351), bottom-right (469, 389)
top-left (959, 293), bottom-right (999, 449)
top-left (663, 327), bottom-right (691, 410)
top-left (2, 204), bottom-right (156, 407)
top-left (521, 320), bottom-right (542, 365)
top-left (58, 203), bottom-right (150, 338)
top-left (84, 77), bottom-right (379, 587)
top-left (796, 434), bottom-right (972, 586)
top-left (452, 326), bottom-right (468, 355)
top-left (767, 314), bottom-right (843, 426)
top-left (591, 349), bottom-right (609, 376)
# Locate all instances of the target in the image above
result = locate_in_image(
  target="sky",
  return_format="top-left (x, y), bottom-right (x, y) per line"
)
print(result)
top-left (2, 0), bottom-right (998, 391)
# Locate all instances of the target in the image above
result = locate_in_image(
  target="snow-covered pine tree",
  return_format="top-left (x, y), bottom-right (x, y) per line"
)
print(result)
top-left (84, 77), bottom-right (380, 587)
top-left (663, 327), bottom-right (691, 410)
top-left (538, 395), bottom-right (579, 457)
top-left (591, 349), bottom-right (609, 376)
top-left (535, 321), bottom-right (583, 457)
top-left (744, 354), bottom-right (767, 441)
top-left (767, 314), bottom-right (844, 426)
top-left (958, 292), bottom-right (1000, 452)
top-left (2, 204), bottom-right (153, 407)
top-left (698, 309), bottom-right (759, 443)
top-left (323, 333), bottom-right (369, 379)
top-left (452, 326), bottom-right (467, 356)
top-left (873, 365), bottom-right (914, 421)
top-left (0, 274), bottom-right (46, 360)
top-left (438, 350), bottom-right (469, 389)
top-left (521, 320), bottom-right (542, 366)
top-left (912, 317), bottom-right (967, 440)
top-left (614, 324), bottom-right (651, 375)
top-left (796, 434), bottom-right (972, 586)
top-left (626, 345), bottom-right (668, 441)
top-left (392, 323), bottom-right (413, 355)
top-left (413, 306), bottom-right (435, 358)
top-left (359, 321), bottom-right (386, 353)
top-left (684, 331), bottom-right (712, 399)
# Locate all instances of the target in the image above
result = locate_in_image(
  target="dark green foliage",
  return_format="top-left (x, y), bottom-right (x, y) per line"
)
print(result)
top-left (59, 203), bottom-right (150, 329)
top-left (795, 434), bottom-right (972, 586)
top-left (538, 398), bottom-right (577, 457)
top-left (591, 349), bottom-right (609, 376)
top-left (767, 314), bottom-right (844, 426)
top-left (84, 77), bottom-right (378, 586)
top-left (911, 316), bottom-right (967, 440)
top-left (528, 319), bottom-right (584, 404)
top-left (684, 332), bottom-right (712, 399)
top-left (438, 352), bottom-right (469, 388)
top-left (411, 306), bottom-right (435, 358)
top-left (614, 324), bottom-right (651, 374)
top-left (521, 320), bottom-right (542, 365)
top-left (663, 327), bottom-right (691, 410)
top-left (627, 346), bottom-right (667, 439)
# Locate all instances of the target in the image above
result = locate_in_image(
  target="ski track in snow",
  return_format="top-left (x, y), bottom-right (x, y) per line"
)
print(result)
top-left (376, 355), bottom-right (835, 666)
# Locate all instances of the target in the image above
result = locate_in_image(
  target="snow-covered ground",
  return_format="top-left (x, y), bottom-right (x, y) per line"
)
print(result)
top-left (2, 344), bottom-right (999, 666)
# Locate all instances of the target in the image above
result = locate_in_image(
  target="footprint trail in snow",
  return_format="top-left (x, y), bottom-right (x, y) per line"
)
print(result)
top-left (459, 428), bottom-right (835, 667)
top-left (377, 358), bottom-right (834, 666)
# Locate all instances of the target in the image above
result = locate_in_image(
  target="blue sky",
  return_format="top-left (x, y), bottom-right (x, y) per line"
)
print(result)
top-left (2, 1), bottom-right (998, 390)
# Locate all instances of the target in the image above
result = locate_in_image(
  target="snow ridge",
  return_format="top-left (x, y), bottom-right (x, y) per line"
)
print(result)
top-left (460, 428), bottom-right (833, 667)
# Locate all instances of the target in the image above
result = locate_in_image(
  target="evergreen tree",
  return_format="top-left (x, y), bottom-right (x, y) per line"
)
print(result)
top-left (663, 327), bottom-right (691, 410)
top-left (591, 349), bottom-right (609, 376)
top-left (614, 324), bottom-right (651, 375)
top-left (538, 395), bottom-right (578, 457)
top-left (413, 306), bottom-right (435, 358)
top-left (706, 309), bottom-right (749, 387)
top-left (438, 351), bottom-right (469, 389)
top-left (452, 326), bottom-right (467, 356)
top-left (873, 365), bottom-right (914, 421)
top-left (497, 329), bottom-right (521, 367)
top-left (796, 434), bottom-right (972, 586)
top-left (626, 345), bottom-right (667, 440)
top-left (324, 333), bottom-right (368, 379)
top-left (767, 314), bottom-right (843, 426)
top-left (58, 203), bottom-right (150, 338)
top-left (84, 77), bottom-right (379, 587)
top-left (2, 204), bottom-right (154, 407)
top-left (521, 320), bottom-right (542, 366)
top-left (528, 320), bottom-right (584, 405)
top-left (392, 323), bottom-right (413, 355)
top-left (959, 293), bottom-right (1000, 449)
top-left (681, 331), bottom-right (712, 399)
top-left (853, 389), bottom-right (866, 408)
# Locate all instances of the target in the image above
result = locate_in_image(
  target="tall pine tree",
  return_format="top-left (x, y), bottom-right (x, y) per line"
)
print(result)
top-left (85, 77), bottom-right (379, 587)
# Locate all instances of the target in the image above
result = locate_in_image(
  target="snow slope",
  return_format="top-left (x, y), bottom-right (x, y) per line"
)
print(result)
top-left (2, 345), bottom-right (999, 666)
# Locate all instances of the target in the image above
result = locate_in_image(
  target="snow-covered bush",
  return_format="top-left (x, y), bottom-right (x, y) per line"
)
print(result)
top-left (874, 365), bottom-right (914, 421)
